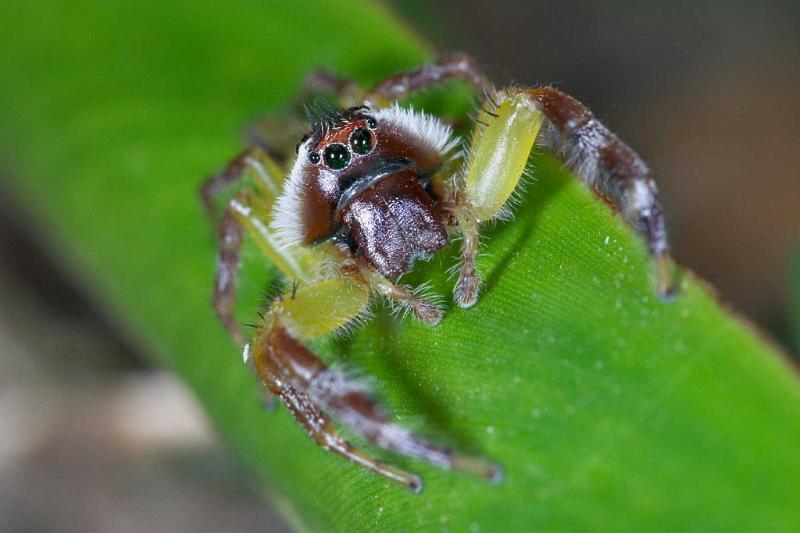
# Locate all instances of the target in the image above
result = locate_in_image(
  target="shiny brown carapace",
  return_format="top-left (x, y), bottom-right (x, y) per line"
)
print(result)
top-left (200, 53), bottom-right (677, 491)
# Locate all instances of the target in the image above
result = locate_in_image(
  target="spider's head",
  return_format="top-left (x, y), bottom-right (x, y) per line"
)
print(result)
top-left (279, 100), bottom-right (452, 277)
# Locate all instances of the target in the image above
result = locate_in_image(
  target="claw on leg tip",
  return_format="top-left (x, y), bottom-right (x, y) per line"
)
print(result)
top-left (407, 475), bottom-right (424, 493)
top-left (655, 253), bottom-right (678, 302)
top-left (452, 454), bottom-right (504, 484)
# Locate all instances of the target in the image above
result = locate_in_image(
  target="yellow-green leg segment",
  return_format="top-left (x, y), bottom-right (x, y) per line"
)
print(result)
top-left (246, 272), bottom-right (500, 491)
top-left (453, 87), bottom-right (677, 307)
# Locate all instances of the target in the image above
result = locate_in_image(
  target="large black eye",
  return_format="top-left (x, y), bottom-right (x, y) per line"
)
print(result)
top-left (323, 143), bottom-right (350, 170)
top-left (349, 127), bottom-right (374, 155)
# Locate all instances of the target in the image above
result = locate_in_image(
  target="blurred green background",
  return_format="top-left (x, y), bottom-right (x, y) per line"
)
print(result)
top-left (1, 1), bottom-right (798, 532)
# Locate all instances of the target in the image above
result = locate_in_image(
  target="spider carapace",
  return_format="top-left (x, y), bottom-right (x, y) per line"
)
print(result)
top-left (288, 104), bottom-right (449, 279)
top-left (201, 53), bottom-right (676, 492)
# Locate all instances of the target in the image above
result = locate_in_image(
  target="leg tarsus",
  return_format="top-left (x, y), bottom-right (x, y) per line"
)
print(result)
top-left (213, 208), bottom-right (245, 345)
top-left (359, 265), bottom-right (444, 325)
top-left (279, 381), bottom-right (424, 492)
top-left (654, 252), bottom-right (678, 301)
top-left (454, 212), bottom-right (480, 308)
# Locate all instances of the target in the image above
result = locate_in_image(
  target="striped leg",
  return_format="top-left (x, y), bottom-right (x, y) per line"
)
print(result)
top-left (363, 52), bottom-right (490, 108)
top-left (203, 146), bottom-right (312, 344)
top-left (250, 278), bottom-right (501, 491)
top-left (455, 87), bottom-right (677, 305)
top-left (213, 206), bottom-right (246, 344)
top-left (358, 264), bottom-right (444, 326)
top-left (523, 87), bottom-right (675, 298)
top-left (200, 146), bottom-right (284, 219)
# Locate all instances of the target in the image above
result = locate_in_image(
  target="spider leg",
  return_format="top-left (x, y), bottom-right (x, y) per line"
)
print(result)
top-left (527, 87), bottom-right (675, 297)
top-left (200, 146), bottom-right (284, 220)
top-left (357, 264), bottom-right (444, 326)
top-left (454, 87), bottom-right (677, 304)
top-left (213, 206), bottom-right (246, 344)
top-left (242, 114), bottom-right (309, 166)
top-left (267, 368), bottom-right (424, 490)
top-left (228, 192), bottom-right (313, 281)
top-left (364, 52), bottom-right (490, 108)
top-left (250, 278), bottom-right (501, 491)
top-left (203, 142), bottom-right (318, 344)
top-left (297, 69), bottom-right (363, 108)
top-left (210, 185), bottom-right (315, 345)
top-left (453, 210), bottom-right (481, 308)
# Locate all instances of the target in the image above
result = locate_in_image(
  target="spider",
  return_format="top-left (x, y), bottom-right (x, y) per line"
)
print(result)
top-left (200, 53), bottom-right (676, 492)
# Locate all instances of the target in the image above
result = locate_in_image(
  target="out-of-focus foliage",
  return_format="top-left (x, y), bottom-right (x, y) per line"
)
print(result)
top-left (1, 1), bottom-right (799, 531)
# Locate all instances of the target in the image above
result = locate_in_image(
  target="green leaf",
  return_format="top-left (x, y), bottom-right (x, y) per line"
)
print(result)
top-left (2, 1), bottom-right (799, 531)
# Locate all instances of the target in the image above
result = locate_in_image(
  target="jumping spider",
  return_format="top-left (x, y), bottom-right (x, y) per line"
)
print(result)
top-left (201, 53), bottom-right (676, 492)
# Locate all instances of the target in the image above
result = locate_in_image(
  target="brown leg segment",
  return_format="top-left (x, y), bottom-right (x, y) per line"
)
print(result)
top-left (200, 147), bottom-right (280, 220)
top-left (202, 146), bottom-right (288, 345)
top-left (520, 87), bottom-right (676, 298)
top-left (297, 69), bottom-right (362, 107)
top-left (454, 212), bottom-right (481, 308)
top-left (364, 52), bottom-right (491, 107)
top-left (252, 318), bottom-right (501, 491)
top-left (381, 282), bottom-right (444, 326)
top-left (359, 264), bottom-right (444, 326)
top-left (213, 206), bottom-right (245, 345)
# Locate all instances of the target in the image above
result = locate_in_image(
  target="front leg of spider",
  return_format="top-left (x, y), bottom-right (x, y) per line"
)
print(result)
top-left (250, 278), bottom-right (499, 492)
top-left (451, 87), bottom-right (678, 307)
top-left (360, 54), bottom-right (676, 305)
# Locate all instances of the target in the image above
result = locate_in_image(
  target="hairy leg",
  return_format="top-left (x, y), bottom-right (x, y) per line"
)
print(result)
top-left (213, 206), bottom-right (245, 344)
top-left (453, 210), bottom-right (481, 308)
top-left (251, 279), bottom-right (501, 490)
top-left (455, 87), bottom-right (676, 303)
top-left (212, 189), bottom-right (319, 345)
top-left (200, 146), bottom-right (284, 219)
top-left (364, 52), bottom-right (490, 108)
top-left (203, 144), bottom-right (314, 344)
top-left (358, 263), bottom-right (444, 326)
top-left (522, 87), bottom-right (674, 296)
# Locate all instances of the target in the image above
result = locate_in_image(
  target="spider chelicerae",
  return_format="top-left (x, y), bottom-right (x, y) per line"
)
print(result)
top-left (200, 53), bottom-right (676, 492)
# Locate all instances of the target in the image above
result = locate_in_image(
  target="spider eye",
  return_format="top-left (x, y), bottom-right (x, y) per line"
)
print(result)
top-left (349, 127), bottom-right (373, 155)
top-left (323, 143), bottom-right (350, 170)
top-left (308, 151), bottom-right (320, 164)
top-left (366, 117), bottom-right (378, 129)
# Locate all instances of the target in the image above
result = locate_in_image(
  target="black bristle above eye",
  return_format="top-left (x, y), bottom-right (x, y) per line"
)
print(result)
top-left (303, 96), bottom-right (347, 137)
top-left (301, 98), bottom-right (373, 147)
